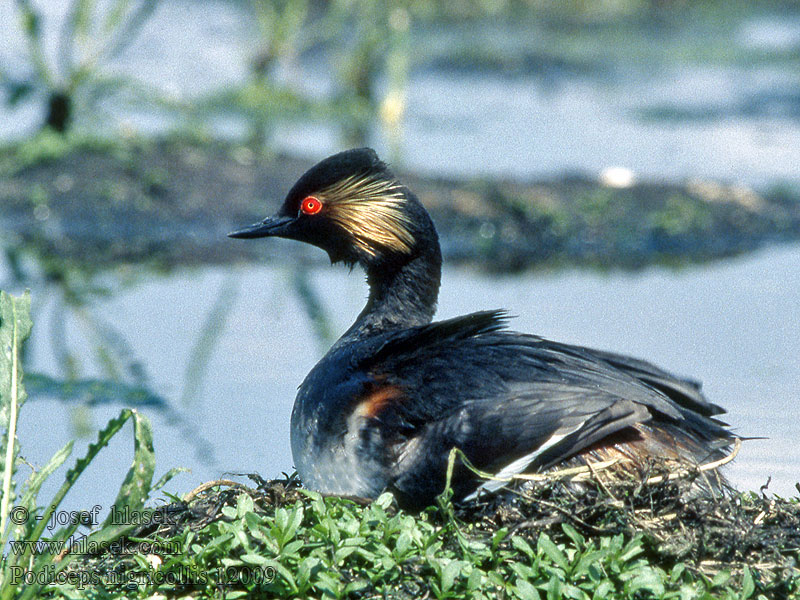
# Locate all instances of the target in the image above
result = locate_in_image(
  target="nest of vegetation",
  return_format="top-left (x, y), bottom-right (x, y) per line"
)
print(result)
top-left (72, 450), bottom-right (800, 596)
top-left (462, 468), bottom-right (800, 581)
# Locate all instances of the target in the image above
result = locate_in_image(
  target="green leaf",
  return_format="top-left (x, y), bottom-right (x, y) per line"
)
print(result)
top-left (395, 530), bottom-right (413, 556)
top-left (344, 579), bottom-right (369, 594)
top-left (266, 558), bottom-right (298, 593)
top-left (538, 534), bottom-right (570, 572)
top-left (89, 409), bottom-right (155, 544)
top-left (24, 372), bottom-right (168, 409)
top-left (19, 523), bottom-right (81, 600)
top-left (467, 567), bottom-right (483, 591)
top-left (287, 505), bottom-right (304, 539)
top-left (625, 567), bottom-right (665, 596)
top-left (514, 578), bottom-right (541, 600)
top-left (573, 550), bottom-right (605, 579)
top-left (281, 539), bottom-right (304, 558)
top-left (18, 441), bottom-right (74, 508)
top-left (241, 553), bottom-right (270, 566)
top-left (740, 565), bottom-right (755, 599)
top-left (275, 507), bottom-right (288, 532)
top-left (546, 574), bottom-right (562, 600)
top-left (0, 298), bottom-right (161, 600)
top-left (670, 563), bottom-right (686, 583)
top-left (492, 526), bottom-right (509, 551)
top-left (594, 580), bottom-right (614, 597)
top-left (9, 440), bottom-right (74, 546)
top-left (334, 546), bottom-right (356, 563)
top-left (0, 291), bottom-right (32, 424)
top-left (561, 523), bottom-right (584, 549)
top-left (487, 571), bottom-right (506, 587)
top-left (0, 291), bottom-right (33, 541)
top-left (315, 571), bottom-right (342, 597)
top-left (9, 408), bottom-right (154, 577)
top-left (374, 491), bottom-right (394, 509)
top-left (440, 559), bottom-right (463, 593)
top-left (152, 466), bottom-right (189, 491)
top-left (236, 491), bottom-right (255, 518)
top-left (511, 562), bottom-right (536, 581)
top-left (618, 537), bottom-right (644, 563)
top-left (712, 570), bottom-right (732, 587)
top-left (512, 535), bottom-right (535, 559)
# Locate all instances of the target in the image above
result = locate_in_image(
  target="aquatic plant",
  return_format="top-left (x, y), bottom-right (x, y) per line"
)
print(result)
top-left (2, 0), bottom-right (159, 133)
top-left (326, 0), bottom-right (412, 147)
top-left (205, 0), bottom-right (414, 152)
top-left (0, 290), bottom-right (179, 599)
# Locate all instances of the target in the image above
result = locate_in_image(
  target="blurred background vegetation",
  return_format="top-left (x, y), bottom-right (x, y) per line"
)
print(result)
top-left (3, 0), bottom-right (799, 149)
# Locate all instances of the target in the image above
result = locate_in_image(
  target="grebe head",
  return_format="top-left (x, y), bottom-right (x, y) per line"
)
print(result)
top-left (229, 148), bottom-right (436, 270)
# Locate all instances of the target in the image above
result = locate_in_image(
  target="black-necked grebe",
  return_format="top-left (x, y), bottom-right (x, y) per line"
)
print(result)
top-left (229, 148), bottom-right (734, 509)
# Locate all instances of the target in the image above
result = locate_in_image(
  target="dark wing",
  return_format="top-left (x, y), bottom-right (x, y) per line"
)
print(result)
top-left (587, 348), bottom-right (727, 417)
top-left (355, 311), bottom-right (732, 505)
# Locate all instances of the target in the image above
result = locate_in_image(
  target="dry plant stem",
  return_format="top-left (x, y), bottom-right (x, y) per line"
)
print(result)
top-left (585, 460), bottom-right (621, 504)
top-left (508, 437), bottom-right (742, 488)
top-left (183, 480), bottom-right (250, 504)
top-left (510, 496), bottom-right (609, 536)
top-left (507, 460), bottom-right (622, 482)
top-left (641, 438), bottom-right (742, 485)
top-left (753, 499), bottom-right (776, 526)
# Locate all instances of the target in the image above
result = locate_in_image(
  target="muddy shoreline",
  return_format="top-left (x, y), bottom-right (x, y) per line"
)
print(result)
top-left (2, 137), bottom-right (799, 274)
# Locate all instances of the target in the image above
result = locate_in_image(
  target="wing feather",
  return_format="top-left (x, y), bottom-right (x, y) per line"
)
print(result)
top-left (353, 311), bottom-right (732, 504)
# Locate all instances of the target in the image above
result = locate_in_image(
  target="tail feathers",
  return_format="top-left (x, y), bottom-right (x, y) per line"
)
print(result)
top-left (465, 418), bottom-right (735, 502)
top-left (558, 421), bottom-right (735, 480)
top-left (464, 401), bottom-right (649, 500)
top-left (535, 401), bottom-right (650, 470)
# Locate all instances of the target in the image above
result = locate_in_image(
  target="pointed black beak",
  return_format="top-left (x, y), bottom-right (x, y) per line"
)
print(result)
top-left (228, 216), bottom-right (295, 239)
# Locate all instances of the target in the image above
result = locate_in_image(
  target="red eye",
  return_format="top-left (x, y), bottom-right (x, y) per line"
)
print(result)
top-left (300, 196), bottom-right (323, 215)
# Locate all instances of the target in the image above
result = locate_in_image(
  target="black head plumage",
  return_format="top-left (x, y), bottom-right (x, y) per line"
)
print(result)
top-left (230, 147), bottom-right (438, 269)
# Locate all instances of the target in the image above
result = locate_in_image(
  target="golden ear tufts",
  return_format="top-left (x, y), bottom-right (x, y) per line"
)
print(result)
top-left (321, 173), bottom-right (416, 256)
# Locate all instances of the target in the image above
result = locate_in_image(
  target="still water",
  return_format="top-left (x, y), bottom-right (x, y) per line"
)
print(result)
top-left (13, 242), bottom-right (800, 512)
